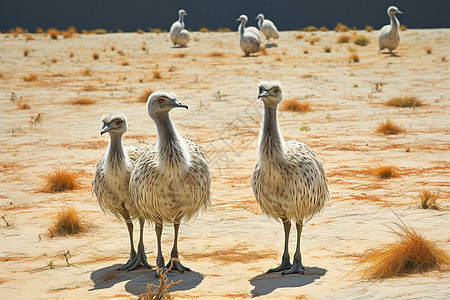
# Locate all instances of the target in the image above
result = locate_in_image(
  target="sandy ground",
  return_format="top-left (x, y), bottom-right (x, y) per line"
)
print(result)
top-left (0, 28), bottom-right (449, 299)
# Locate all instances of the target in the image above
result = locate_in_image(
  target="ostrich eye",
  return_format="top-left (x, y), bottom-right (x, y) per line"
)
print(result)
top-left (259, 87), bottom-right (263, 93)
top-left (273, 88), bottom-right (280, 94)
top-left (157, 98), bottom-right (166, 104)
top-left (115, 120), bottom-right (123, 126)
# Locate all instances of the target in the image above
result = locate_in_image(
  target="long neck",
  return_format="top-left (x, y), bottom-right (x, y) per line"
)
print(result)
top-left (258, 18), bottom-right (263, 28)
top-left (390, 13), bottom-right (399, 31)
top-left (179, 14), bottom-right (184, 27)
top-left (259, 104), bottom-right (285, 161)
top-left (105, 132), bottom-right (128, 170)
top-left (153, 112), bottom-right (190, 170)
top-left (240, 20), bottom-right (246, 35)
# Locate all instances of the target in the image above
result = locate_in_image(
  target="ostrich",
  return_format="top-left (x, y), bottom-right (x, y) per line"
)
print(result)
top-left (237, 15), bottom-right (260, 56)
top-left (251, 82), bottom-right (329, 275)
top-left (170, 9), bottom-right (190, 47)
top-left (92, 113), bottom-right (151, 270)
top-left (129, 91), bottom-right (211, 274)
top-left (256, 13), bottom-right (279, 45)
top-left (378, 6), bottom-right (403, 53)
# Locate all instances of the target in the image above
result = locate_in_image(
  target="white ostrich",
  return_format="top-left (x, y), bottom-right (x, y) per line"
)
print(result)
top-left (251, 82), bottom-right (329, 275)
top-left (378, 6), bottom-right (403, 53)
top-left (170, 9), bottom-right (190, 47)
top-left (129, 91), bottom-right (211, 274)
top-left (237, 15), bottom-right (261, 56)
top-left (92, 113), bottom-right (150, 270)
top-left (256, 13), bottom-right (279, 45)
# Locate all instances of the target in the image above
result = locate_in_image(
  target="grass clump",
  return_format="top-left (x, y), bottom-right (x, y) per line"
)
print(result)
top-left (354, 35), bottom-right (370, 46)
top-left (375, 119), bottom-right (405, 135)
top-left (23, 74), bottom-right (38, 81)
top-left (303, 26), bottom-right (318, 32)
top-left (418, 190), bottom-right (440, 210)
top-left (47, 28), bottom-right (59, 39)
top-left (400, 25), bottom-right (407, 31)
top-left (323, 46), bottom-right (331, 53)
top-left (425, 46), bottom-right (432, 54)
top-left (355, 221), bottom-right (450, 279)
top-left (309, 37), bottom-right (321, 45)
top-left (385, 96), bottom-right (422, 108)
top-left (138, 259), bottom-right (182, 300)
top-left (93, 52), bottom-right (99, 60)
top-left (209, 51), bottom-right (224, 57)
top-left (348, 53), bottom-right (360, 63)
top-left (49, 206), bottom-right (86, 236)
top-left (337, 34), bottom-right (350, 43)
top-left (137, 28), bottom-right (144, 34)
top-left (70, 98), bottom-right (96, 105)
top-left (150, 28), bottom-right (162, 34)
top-left (334, 22), bottom-right (351, 32)
top-left (294, 33), bottom-right (304, 39)
top-left (44, 169), bottom-right (79, 192)
top-left (139, 88), bottom-right (155, 102)
top-left (365, 25), bottom-right (373, 32)
top-left (279, 98), bottom-right (312, 112)
top-left (319, 26), bottom-right (328, 32)
top-left (216, 27), bottom-right (231, 32)
top-left (199, 27), bottom-right (209, 32)
top-left (373, 165), bottom-right (400, 179)
top-left (152, 70), bottom-right (162, 79)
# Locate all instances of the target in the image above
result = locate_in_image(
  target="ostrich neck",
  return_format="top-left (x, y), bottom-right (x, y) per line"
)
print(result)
top-left (259, 104), bottom-right (285, 161)
top-left (153, 113), bottom-right (190, 169)
top-left (239, 21), bottom-right (246, 35)
top-left (390, 14), bottom-right (399, 31)
top-left (179, 15), bottom-right (185, 27)
top-left (106, 132), bottom-right (127, 169)
top-left (258, 18), bottom-right (263, 28)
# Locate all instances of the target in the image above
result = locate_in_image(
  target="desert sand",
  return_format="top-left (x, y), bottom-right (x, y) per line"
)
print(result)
top-left (0, 28), bottom-right (449, 299)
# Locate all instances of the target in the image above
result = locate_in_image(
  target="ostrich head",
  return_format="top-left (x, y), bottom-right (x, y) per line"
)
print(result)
top-left (178, 9), bottom-right (187, 18)
top-left (258, 81), bottom-right (283, 108)
top-left (236, 15), bottom-right (248, 24)
top-left (147, 90), bottom-right (188, 119)
top-left (387, 6), bottom-right (402, 16)
top-left (256, 13), bottom-right (265, 21)
top-left (100, 113), bottom-right (128, 135)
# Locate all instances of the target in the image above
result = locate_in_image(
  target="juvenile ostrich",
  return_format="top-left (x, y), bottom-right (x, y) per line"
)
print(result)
top-left (378, 6), bottom-right (403, 53)
top-left (92, 113), bottom-right (150, 270)
top-left (251, 82), bottom-right (329, 275)
top-left (170, 9), bottom-right (190, 47)
top-left (256, 13), bottom-right (279, 44)
top-left (237, 15), bottom-right (260, 56)
top-left (129, 91), bottom-right (211, 274)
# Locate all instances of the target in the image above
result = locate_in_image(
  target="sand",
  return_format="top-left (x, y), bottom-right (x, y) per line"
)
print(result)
top-left (0, 28), bottom-right (449, 299)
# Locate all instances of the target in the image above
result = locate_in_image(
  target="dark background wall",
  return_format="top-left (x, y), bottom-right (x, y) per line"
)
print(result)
top-left (1, 0), bottom-right (449, 32)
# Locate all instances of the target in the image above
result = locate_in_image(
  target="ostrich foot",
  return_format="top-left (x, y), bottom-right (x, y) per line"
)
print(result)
top-left (166, 258), bottom-right (191, 273)
top-left (282, 260), bottom-right (305, 275)
top-left (120, 249), bottom-right (151, 271)
top-left (267, 258), bottom-right (292, 273)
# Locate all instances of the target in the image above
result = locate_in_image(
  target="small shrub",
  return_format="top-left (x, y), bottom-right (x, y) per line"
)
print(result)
top-left (45, 169), bottom-right (79, 192)
top-left (47, 28), bottom-right (59, 39)
top-left (337, 34), bottom-right (350, 43)
top-left (93, 52), bottom-right (99, 60)
top-left (121, 61), bottom-right (130, 66)
top-left (425, 46), bottom-right (432, 54)
top-left (354, 35), bottom-right (370, 46)
top-left (309, 37), bottom-right (321, 45)
top-left (199, 27), bottom-right (208, 32)
top-left (303, 49), bottom-right (309, 54)
top-left (137, 28), bottom-right (144, 34)
top-left (69, 52), bottom-right (74, 58)
top-left (150, 28), bottom-right (162, 34)
top-left (49, 206), bottom-right (86, 236)
top-left (51, 58), bottom-right (58, 63)
top-left (334, 22), bottom-right (350, 32)
top-left (175, 53), bottom-right (186, 58)
top-left (70, 98), bottom-right (96, 105)
top-left (17, 102), bottom-right (31, 110)
top-left (400, 25), bottom-right (407, 31)
top-left (94, 28), bottom-right (107, 34)
top-left (36, 27), bottom-right (44, 34)
top-left (375, 119), bottom-right (405, 135)
top-left (152, 70), bottom-right (162, 79)
top-left (365, 25), bottom-right (373, 32)
top-left (319, 26), bottom-right (328, 32)
top-left (385, 96), bottom-right (422, 108)
top-left (349, 53), bottom-right (360, 63)
top-left (279, 98), bottom-right (312, 112)
top-left (23, 74), bottom-right (38, 81)
top-left (294, 33), bottom-right (304, 39)
top-left (303, 26), bottom-right (318, 32)
top-left (117, 50), bottom-right (125, 56)
top-left (24, 48), bottom-right (30, 56)
top-left (373, 166), bottom-right (400, 179)
top-left (137, 260), bottom-right (181, 300)
top-left (324, 46), bottom-right (331, 53)
top-left (209, 51), bottom-right (224, 57)
top-left (216, 27), bottom-right (231, 32)
top-left (139, 88), bottom-right (155, 102)
top-left (81, 68), bottom-right (91, 76)
top-left (418, 190), bottom-right (440, 210)
top-left (441, 56), bottom-right (447, 62)
top-left (355, 222), bottom-right (450, 279)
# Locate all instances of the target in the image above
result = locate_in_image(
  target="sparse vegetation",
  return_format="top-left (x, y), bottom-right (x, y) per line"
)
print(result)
top-left (355, 221), bottom-right (450, 279)
top-left (294, 33), bottom-right (304, 39)
top-left (303, 26), bottom-right (318, 32)
top-left (51, 58), bottom-right (58, 63)
top-left (44, 169), bottom-right (79, 192)
top-left (418, 190), bottom-right (440, 210)
top-left (365, 25), bottom-right (373, 32)
top-left (36, 27), bottom-right (44, 34)
top-left (386, 96), bottom-right (422, 108)
top-left (199, 27), bottom-right (208, 32)
top-left (139, 88), bottom-right (155, 102)
top-left (81, 68), bottom-right (91, 76)
top-left (92, 52), bottom-right (99, 60)
top-left (354, 35), bottom-right (370, 46)
top-left (337, 34), bottom-right (351, 43)
top-left (209, 51), bottom-right (224, 57)
top-left (324, 46), bottom-right (331, 53)
top-left (319, 26), bottom-right (328, 32)
top-left (373, 165), bottom-right (400, 179)
top-left (425, 46), bottom-right (432, 54)
top-left (375, 119), bottom-right (405, 135)
top-left (94, 28), bottom-right (108, 34)
top-left (150, 28), bottom-right (162, 34)
top-left (23, 74), bottom-right (38, 81)
top-left (138, 260), bottom-right (182, 300)
top-left (309, 37), bottom-right (321, 45)
top-left (349, 53), bottom-right (360, 63)
top-left (137, 28), bottom-right (144, 34)
top-left (47, 28), bottom-right (59, 39)
top-left (216, 27), bottom-right (231, 32)
top-left (152, 70), bottom-right (162, 79)
top-left (23, 48), bottom-right (30, 56)
top-left (279, 98), bottom-right (312, 112)
top-left (375, 82), bottom-right (384, 92)
top-left (400, 25), bottom-right (407, 31)
top-left (334, 22), bottom-right (351, 32)
top-left (70, 98), bottom-right (96, 105)
top-left (49, 206), bottom-right (86, 236)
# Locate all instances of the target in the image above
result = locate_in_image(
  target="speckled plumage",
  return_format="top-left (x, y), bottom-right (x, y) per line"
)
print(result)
top-left (378, 6), bottom-right (402, 53)
top-left (170, 9), bottom-right (190, 47)
top-left (256, 13), bottom-right (279, 43)
top-left (251, 81), bottom-right (329, 275)
top-left (237, 15), bottom-right (260, 56)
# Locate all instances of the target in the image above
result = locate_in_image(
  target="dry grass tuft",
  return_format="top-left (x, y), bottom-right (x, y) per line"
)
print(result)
top-left (355, 222), bottom-right (450, 279)
top-left (36, 27), bottom-right (44, 34)
top-left (337, 34), bottom-right (350, 43)
top-left (49, 206), bottom-right (87, 236)
top-left (139, 88), bottom-right (155, 103)
top-left (44, 169), bottom-right (79, 192)
top-left (385, 96), bottom-right (422, 108)
top-left (92, 52), bottom-right (99, 60)
top-left (216, 27), bottom-right (231, 32)
top-left (319, 26), bottom-right (328, 32)
top-left (424, 46), bottom-right (432, 54)
top-left (138, 260), bottom-right (182, 300)
top-left (81, 68), bottom-right (91, 76)
top-left (323, 46), bottom-right (331, 53)
top-left (365, 25), bottom-right (373, 32)
top-left (152, 70), bottom-right (162, 79)
top-left (294, 33), bottom-right (304, 39)
top-left (372, 165), bottom-right (400, 179)
top-left (375, 119), bottom-right (405, 135)
top-left (47, 28), bottom-right (59, 39)
top-left (23, 74), bottom-right (38, 81)
top-left (279, 98), bottom-right (312, 112)
top-left (70, 98), bottom-right (96, 105)
top-left (309, 37), bottom-right (321, 45)
top-left (137, 28), bottom-right (144, 34)
top-left (418, 190), bottom-right (440, 210)
top-left (348, 53), bottom-right (360, 63)
top-left (334, 22), bottom-right (351, 32)
top-left (209, 51), bottom-right (224, 57)
top-left (354, 35), bottom-right (370, 46)
top-left (150, 28), bottom-right (162, 34)
top-left (303, 26), bottom-right (318, 32)
top-left (175, 53), bottom-right (186, 58)
top-left (199, 27), bottom-right (209, 33)
top-left (51, 58), bottom-right (58, 63)
top-left (400, 25), bottom-right (407, 31)
top-left (23, 48), bottom-right (30, 56)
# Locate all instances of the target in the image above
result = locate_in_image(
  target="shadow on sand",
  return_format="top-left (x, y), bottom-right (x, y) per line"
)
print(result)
top-left (265, 43), bottom-right (278, 48)
top-left (249, 266), bottom-right (327, 297)
top-left (90, 264), bottom-right (204, 295)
